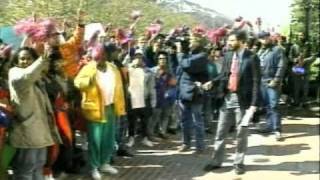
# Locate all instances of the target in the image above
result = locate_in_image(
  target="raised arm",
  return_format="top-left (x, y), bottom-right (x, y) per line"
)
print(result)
top-left (178, 52), bottom-right (207, 74)
top-left (9, 56), bottom-right (48, 91)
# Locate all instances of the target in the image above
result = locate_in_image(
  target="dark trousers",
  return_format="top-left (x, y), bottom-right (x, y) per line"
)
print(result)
top-left (210, 106), bottom-right (247, 166)
top-left (116, 115), bottom-right (128, 149)
top-left (128, 108), bottom-right (150, 138)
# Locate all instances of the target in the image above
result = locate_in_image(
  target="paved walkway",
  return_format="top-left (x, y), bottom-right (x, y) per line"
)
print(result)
top-left (61, 103), bottom-right (320, 180)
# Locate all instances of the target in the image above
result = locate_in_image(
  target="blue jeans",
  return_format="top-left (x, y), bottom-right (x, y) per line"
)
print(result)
top-left (12, 148), bottom-right (47, 180)
top-left (168, 102), bottom-right (179, 130)
top-left (261, 83), bottom-right (281, 132)
top-left (179, 100), bottom-right (205, 150)
top-left (150, 106), bottom-right (172, 135)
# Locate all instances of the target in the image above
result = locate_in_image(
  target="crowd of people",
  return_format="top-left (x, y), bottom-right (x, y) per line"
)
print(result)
top-left (0, 9), bottom-right (319, 180)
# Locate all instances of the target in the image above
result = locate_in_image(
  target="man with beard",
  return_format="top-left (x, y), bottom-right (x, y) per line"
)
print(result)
top-left (257, 31), bottom-right (286, 141)
top-left (203, 30), bottom-right (260, 175)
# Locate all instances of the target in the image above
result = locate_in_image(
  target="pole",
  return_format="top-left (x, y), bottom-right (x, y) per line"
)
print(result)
top-left (317, 0), bottom-right (320, 55)
top-left (305, 0), bottom-right (312, 56)
top-left (289, 23), bottom-right (292, 44)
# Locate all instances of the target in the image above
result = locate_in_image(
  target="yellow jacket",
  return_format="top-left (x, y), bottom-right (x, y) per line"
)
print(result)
top-left (74, 61), bottom-right (126, 122)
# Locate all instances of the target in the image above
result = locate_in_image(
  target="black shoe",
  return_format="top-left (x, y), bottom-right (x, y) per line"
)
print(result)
top-left (110, 157), bottom-right (115, 165)
top-left (229, 126), bottom-right (236, 133)
top-left (167, 128), bottom-right (177, 135)
top-left (234, 164), bottom-right (245, 175)
top-left (149, 136), bottom-right (162, 142)
top-left (205, 128), bottom-right (213, 134)
top-left (203, 164), bottom-right (221, 171)
top-left (117, 149), bottom-right (134, 157)
top-left (257, 128), bottom-right (272, 134)
top-left (158, 133), bottom-right (169, 139)
top-left (194, 148), bottom-right (207, 156)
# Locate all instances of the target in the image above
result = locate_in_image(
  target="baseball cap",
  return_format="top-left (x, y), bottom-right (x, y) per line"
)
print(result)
top-left (257, 31), bottom-right (271, 39)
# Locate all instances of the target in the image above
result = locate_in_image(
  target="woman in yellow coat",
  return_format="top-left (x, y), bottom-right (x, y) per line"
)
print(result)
top-left (74, 43), bottom-right (125, 180)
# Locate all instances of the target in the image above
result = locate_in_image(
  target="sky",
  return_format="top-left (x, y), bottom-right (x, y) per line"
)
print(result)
top-left (190, 0), bottom-right (293, 29)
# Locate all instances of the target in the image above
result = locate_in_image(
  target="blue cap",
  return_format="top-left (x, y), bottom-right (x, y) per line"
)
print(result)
top-left (104, 42), bottom-right (118, 53)
top-left (258, 31), bottom-right (270, 38)
top-left (0, 110), bottom-right (10, 127)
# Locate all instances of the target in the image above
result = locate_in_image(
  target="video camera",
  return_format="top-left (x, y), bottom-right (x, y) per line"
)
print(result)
top-left (165, 33), bottom-right (190, 53)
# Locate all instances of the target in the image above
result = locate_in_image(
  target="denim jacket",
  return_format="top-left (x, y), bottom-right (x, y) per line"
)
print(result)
top-left (258, 46), bottom-right (286, 83)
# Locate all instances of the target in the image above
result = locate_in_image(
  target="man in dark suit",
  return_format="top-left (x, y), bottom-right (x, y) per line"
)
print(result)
top-left (202, 30), bottom-right (260, 175)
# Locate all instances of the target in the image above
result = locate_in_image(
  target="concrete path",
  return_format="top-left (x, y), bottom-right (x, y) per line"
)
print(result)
top-left (61, 103), bottom-right (320, 180)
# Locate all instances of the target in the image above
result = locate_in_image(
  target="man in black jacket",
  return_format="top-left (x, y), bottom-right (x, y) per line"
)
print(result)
top-left (176, 33), bottom-right (208, 153)
top-left (203, 30), bottom-right (260, 175)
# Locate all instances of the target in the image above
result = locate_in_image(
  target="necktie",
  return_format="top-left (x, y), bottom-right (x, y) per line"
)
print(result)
top-left (228, 53), bottom-right (239, 92)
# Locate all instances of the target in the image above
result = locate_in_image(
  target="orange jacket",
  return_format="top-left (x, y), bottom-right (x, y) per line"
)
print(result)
top-left (59, 25), bottom-right (85, 79)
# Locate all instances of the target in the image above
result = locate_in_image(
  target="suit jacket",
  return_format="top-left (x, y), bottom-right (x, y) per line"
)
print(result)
top-left (213, 49), bottom-right (260, 109)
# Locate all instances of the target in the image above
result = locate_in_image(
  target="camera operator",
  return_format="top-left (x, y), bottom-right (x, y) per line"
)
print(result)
top-left (176, 32), bottom-right (208, 153)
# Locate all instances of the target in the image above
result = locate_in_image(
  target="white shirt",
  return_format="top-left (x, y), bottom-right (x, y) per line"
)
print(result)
top-left (128, 67), bottom-right (145, 109)
top-left (96, 69), bottom-right (115, 106)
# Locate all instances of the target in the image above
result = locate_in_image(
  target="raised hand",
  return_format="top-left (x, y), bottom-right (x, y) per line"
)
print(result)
top-left (42, 43), bottom-right (49, 61)
top-left (202, 81), bottom-right (213, 91)
top-left (32, 12), bottom-right (37, 22)
top-left (77, 8), bottom-right (86, 24)
top-left (43, 42), bottom-right (54, 61)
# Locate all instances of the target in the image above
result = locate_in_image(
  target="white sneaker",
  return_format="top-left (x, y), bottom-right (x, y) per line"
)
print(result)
top-left (91, 169), bottom-right (101, 180)
top-left (126, 136), bottom-right (135, 147)
top-left (44, 174), bottom-right (55, 180)
top-left (100, 164), bottom-right (118, 175)
top-left (141, 137), bottom-right (154, 147)
top-left (82, 141), bottom-right (88, 151)
top-left (275, 131), bottom-right (282, 141)
top-left (114, 143), bottom-right (119, 151)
